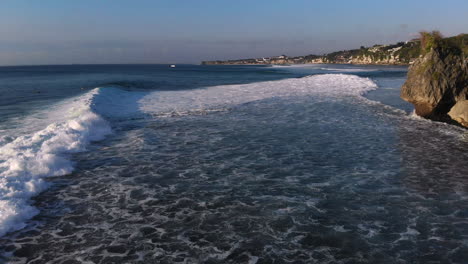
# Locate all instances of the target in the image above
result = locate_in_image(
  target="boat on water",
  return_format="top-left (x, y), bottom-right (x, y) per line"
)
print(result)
top-left (170, 64), bottom-right (176, 68)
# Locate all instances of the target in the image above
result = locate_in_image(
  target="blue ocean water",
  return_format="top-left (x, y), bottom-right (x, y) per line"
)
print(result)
top-left (1, 64), bottom-right (468, 263)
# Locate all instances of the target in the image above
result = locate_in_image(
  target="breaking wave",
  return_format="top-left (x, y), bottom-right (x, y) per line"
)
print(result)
top-left (0, 74), bottom-right (378, 237)
top-left (0, 88), bottom-right (119, 236)
top-left (138, 74), bottom-right (378, 115)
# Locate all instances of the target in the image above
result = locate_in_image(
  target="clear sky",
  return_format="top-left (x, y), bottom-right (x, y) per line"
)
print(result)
top-left (0, 0), bottom-right (467, 65)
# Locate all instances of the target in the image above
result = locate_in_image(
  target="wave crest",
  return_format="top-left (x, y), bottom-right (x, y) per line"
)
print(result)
top-left (0, 88), bottom-right (114, 237)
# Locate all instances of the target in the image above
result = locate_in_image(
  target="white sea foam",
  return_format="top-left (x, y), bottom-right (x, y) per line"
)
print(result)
top-left (0, 74), bottom-right (377, 237)
top-left (271, 64), bottom-right (378, 72)
top-left (0, 87), bottom-right (122, 237)
top-left (270, 64), bottom-right (322, 68)
top-left (319, 67), bottom-right (378, 72)
top-left (139, 74), bottom-right (378, 115)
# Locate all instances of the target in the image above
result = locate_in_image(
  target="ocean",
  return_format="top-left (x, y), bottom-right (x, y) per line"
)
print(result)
top-left (0, 64), bottom-right (467, 263)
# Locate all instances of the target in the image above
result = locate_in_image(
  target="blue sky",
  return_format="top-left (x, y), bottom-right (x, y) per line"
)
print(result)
top-left (0, 0), bottom-right (466, 65)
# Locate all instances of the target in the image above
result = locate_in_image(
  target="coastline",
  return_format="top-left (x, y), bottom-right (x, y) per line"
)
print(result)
top-left (202, 36), bottom-right (451, 66)
top-left (202, 33), bottom-right (467, 66)
top-left (201, 61), bottom-right (411, 66)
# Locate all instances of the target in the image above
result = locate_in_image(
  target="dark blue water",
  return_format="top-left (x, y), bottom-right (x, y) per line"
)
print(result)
top-left (1, 64), bottom-right (468, 264)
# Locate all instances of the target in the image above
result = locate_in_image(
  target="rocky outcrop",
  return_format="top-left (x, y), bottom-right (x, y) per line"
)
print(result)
top-left (448, 100), bottom-right (468, 127)
top-left (401, 45), bottom-right (468, 124)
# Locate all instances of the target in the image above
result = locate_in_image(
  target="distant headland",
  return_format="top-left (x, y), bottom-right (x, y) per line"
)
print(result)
top-left (202, 34), bottom-right (467, 66)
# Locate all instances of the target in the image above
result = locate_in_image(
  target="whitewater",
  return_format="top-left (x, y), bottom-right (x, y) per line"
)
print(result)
top-left (1, 64), bottom-right (467, 263)
top-left (0, 74), bottom-right (378, 237)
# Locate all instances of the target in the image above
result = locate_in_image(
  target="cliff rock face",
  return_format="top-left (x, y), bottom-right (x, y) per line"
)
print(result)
top-left (448, 100), bottom-right (468, 126)
top-left (400, 47), bottom-right (467, 121)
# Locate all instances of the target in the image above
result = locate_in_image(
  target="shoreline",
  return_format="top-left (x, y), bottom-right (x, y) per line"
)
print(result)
top-left (201, 37), bottom-right (435, 66)
top-left (201, 62), bottom-right (411, 66)
top-left (199, 62), bottom-right (413, 67)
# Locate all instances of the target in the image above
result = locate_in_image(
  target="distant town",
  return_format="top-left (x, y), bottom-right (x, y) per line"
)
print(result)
top-left (202, 34), bottom-right (467, 66)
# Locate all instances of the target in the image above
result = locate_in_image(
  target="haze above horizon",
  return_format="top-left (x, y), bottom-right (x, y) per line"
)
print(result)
top-left (0, 0), bottom-right (467, 66)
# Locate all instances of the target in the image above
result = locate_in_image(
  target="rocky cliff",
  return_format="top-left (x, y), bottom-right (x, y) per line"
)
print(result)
top-left (400, 33), bottom-right (468, 126)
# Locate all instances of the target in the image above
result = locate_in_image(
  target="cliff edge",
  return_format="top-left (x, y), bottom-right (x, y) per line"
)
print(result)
top-left (401, 32), bottom-right (468, 125)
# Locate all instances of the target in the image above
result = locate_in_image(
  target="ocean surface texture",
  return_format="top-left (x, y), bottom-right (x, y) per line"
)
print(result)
top-left (0, 64), bottom-right (467, 263)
